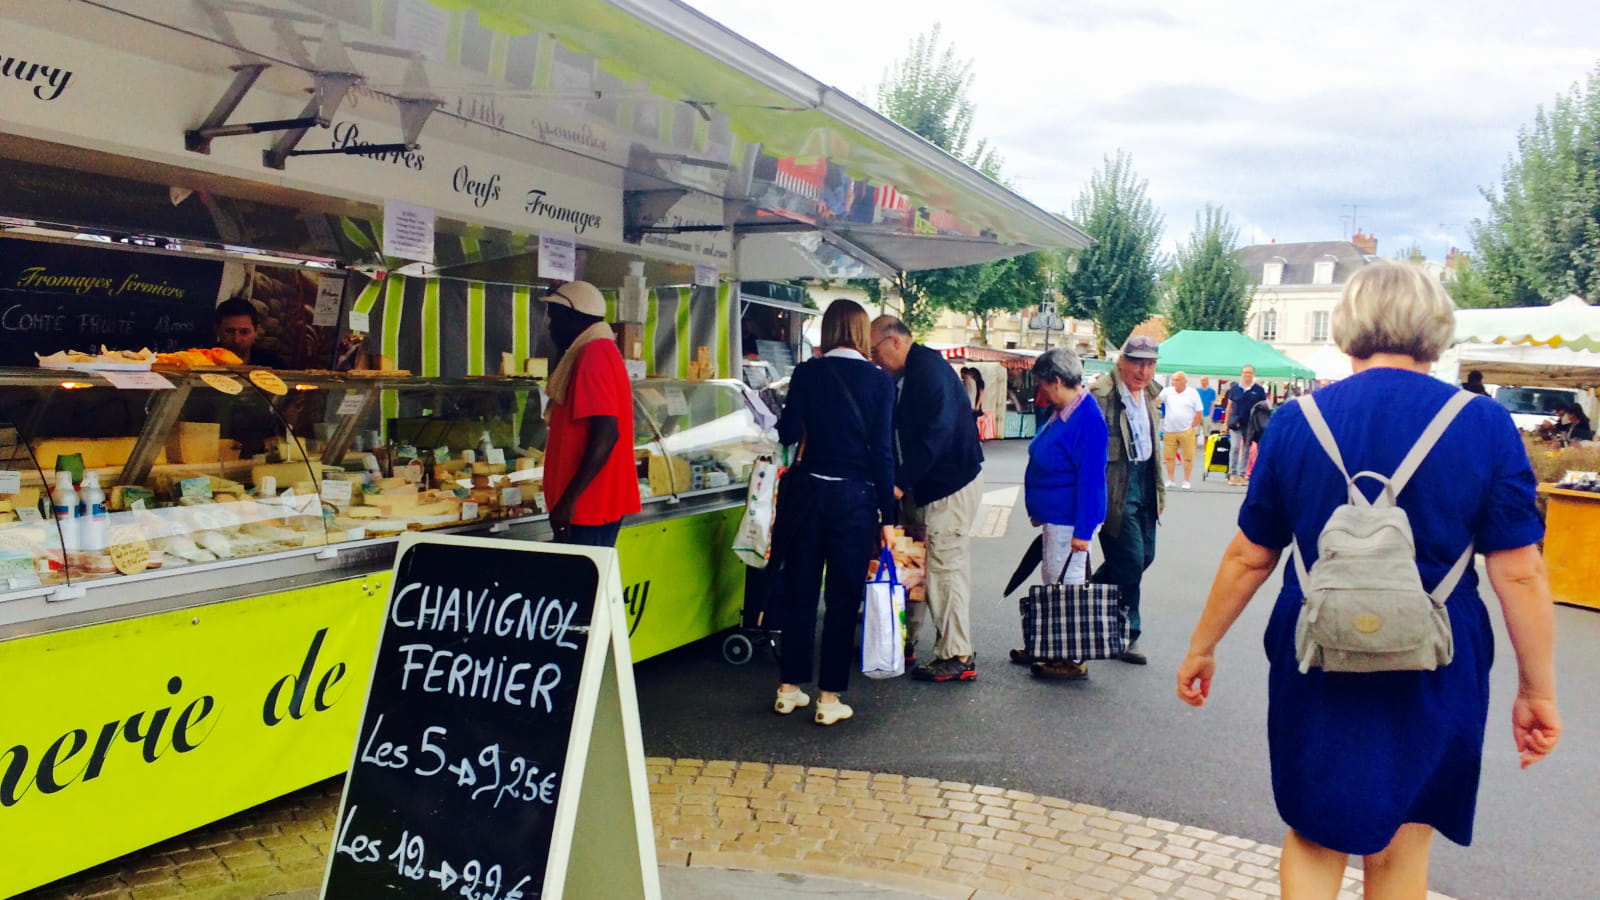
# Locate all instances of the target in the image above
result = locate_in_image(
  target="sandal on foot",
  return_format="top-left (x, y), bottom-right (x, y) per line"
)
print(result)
top-left (774, 687), bottom-right (811, 715)
top-left (814, 698), bottom-right (853, 725)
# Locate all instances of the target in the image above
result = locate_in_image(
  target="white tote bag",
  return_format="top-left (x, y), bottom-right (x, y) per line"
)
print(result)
top-left (861, 549), bottom-right (907, 679)
top-left (731, 455), bottom-right (781, 568)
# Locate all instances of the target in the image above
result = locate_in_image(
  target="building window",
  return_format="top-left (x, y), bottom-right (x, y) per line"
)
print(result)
top-left (1313, 254), bottom-right (1337, 285)
top-left (1260, 309), bottom-right (1278, 341)
top-left (1312, 310), bottom-right (1330, 342)
top-left (1263, 257), bottom-right (1286, 286)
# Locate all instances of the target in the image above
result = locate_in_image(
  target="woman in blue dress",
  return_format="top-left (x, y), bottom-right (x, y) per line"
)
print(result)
top-left (1176, 260), bottom-right (1562, 898)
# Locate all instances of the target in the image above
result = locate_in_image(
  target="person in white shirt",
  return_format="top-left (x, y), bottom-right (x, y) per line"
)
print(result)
top-left (1157, 371), bottom-right (1206, 489)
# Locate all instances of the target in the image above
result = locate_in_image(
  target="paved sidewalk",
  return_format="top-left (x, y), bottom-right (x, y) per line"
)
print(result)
top-left (20, 759), bottom-right (1455, 900)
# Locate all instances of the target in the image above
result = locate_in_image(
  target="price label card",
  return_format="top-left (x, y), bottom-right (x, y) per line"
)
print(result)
top-left (249, 369), bottom-right (288, 396)
top-left (665, 387), bottom-right (689, 417)
top-left (16, 506), bottom-right (43, 523)
top-left (348, 310), bottom-right (371, 333)
top-left (537, 233), bottom-right (577, 281)
top-left (381, 199), bottom-right (436, 263)
top-left (336, 393), bottom-right (366, 416)
top-left (0, 470), bottom-right (20, 494)
top-left (485, 448), bottom-right (506, 465)
top-left (695, 264), bottom-right (718, 287)
top-left (313, 275), bottom-right (346, 327)
top-left (460, 501), bottom-right (479, 520)
top-left (200, 373), bottom-right (244, 395)
top-left (500, 487), bottom-right (522, 507)
top-left (321, 479), bottom-right (354, 504)
top-left (101, 370), bottom-right (175, 391)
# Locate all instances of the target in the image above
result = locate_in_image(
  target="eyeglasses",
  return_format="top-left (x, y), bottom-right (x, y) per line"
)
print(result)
top-left (870, 335), bottom-right (896, 356)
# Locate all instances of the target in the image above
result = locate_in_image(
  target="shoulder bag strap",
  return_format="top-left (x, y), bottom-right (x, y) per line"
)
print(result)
top-left (821, 358), bottom-right (873, 456)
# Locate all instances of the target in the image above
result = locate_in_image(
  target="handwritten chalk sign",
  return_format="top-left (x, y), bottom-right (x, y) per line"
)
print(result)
top-left (322, 535), bottom-right (658, 900)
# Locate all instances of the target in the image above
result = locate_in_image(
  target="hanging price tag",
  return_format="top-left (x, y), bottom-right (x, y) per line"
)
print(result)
top-left (249, 370), bottom-right (288, 396)
top-left (200, 373), bottom-right (244, 395)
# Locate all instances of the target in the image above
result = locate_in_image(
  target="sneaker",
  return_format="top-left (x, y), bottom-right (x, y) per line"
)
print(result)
top-left (774, 687), bottom-right (811, 714)
top-left (1164, 480), bottom-right (1176, 488)
top-left (1030, 659), bottom-right (1089, 680)
top-left (912, 654), bottom-right (977, 682)
top-left (1118, 642), bottom-right (1148, 665)
top-left (904, 640), bottom-right (918, 666)
top-left (814, 698), bottom-right (854, 725)
top-left (1181, 481), bottom-right (1192, 490)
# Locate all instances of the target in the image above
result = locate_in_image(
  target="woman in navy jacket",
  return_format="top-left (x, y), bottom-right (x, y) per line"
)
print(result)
top-left (1019, 348), bottom-right (1109, 679)
top-left (771, 300), bottom-right (896, 725)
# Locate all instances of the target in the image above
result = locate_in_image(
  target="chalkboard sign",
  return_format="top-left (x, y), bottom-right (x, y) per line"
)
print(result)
top-left (323, 535), bottom-right (658, 900)
top-left (0, 237), bottom-right (222, 365)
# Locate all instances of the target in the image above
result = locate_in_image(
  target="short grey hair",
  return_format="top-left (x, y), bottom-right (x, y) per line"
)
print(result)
top-left (1332, 260), bottom-right (1456, 363)
top-left (1033, 347), bottom-right (1084, 389)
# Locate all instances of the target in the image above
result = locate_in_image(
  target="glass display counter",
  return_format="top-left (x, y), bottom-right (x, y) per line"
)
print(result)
top-left (0, 366), bottom-right (774, 611)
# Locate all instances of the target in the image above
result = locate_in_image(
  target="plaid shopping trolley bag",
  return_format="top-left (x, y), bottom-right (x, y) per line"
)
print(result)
top-left (1020, 552), bottom-right (1128, 661)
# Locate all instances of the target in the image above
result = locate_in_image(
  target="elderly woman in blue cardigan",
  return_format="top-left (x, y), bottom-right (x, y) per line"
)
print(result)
top-left (1017, 348), bottom-right (1109, 679)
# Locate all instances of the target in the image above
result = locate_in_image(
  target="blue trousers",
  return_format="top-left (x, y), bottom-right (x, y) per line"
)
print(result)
top-left (774, 475), bottom-right (878, 693)
top-left (562, 520), bottom-right (623, 547)
top-left (1092, 459), bottom-right (1157, 642)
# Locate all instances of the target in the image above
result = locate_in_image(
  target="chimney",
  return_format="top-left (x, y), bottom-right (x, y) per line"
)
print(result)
top-left (1351, 230), bottom-right (1377, 255)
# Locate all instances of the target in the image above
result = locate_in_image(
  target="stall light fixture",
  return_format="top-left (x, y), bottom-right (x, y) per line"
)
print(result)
top-left (58, 381), bottom-right (92, 390)
top-left (293, 384), bottom-right (318, 392)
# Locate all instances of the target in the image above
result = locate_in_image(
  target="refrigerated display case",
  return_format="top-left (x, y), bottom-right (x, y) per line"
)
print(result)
top-left (0, 366), bottom-right (773, 636)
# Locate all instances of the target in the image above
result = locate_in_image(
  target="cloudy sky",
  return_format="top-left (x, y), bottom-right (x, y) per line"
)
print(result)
top-left (684, 0), bottom-right (1599, 259)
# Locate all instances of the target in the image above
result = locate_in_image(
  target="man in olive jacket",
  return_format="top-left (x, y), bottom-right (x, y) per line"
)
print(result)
top-left (1088, 334), bottom-right (1166, 664)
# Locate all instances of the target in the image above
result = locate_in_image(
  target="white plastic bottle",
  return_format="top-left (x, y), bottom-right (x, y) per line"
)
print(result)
top-left (80, 472), bottom-right (107, 552)
top-left (52, 470), bottom-right (81, 552)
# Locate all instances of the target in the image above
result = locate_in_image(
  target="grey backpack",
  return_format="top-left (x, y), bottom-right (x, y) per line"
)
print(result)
top-left (1290, 391), bottom-right (1475, 674)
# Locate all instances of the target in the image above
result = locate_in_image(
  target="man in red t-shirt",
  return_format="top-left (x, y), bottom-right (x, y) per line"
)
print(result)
top-left (542, 281), bottom-right (641, 546)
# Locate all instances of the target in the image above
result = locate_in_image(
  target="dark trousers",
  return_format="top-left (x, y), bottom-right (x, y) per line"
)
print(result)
top-left (1093, 459), bottom-right (1158, 642)
top-left (775, 475), bottom-right (878, 693)
top-left (562, 520), bottom-right (623, 547)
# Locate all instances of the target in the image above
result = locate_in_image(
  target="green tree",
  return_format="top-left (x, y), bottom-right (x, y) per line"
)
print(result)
top-left (1470, 64), bottom-right (1600, 305)
top-left (1168, 204), bottom-right (1252, 332)
top-left (1446, 253), bottom-right (1505, 308)
top-left (852, 25), bottom-right (1016, 334)
top-left (945, 252), bottom-right (1052, 344)
top-left (1060, 151), bottom-right (1164, 351)
top-left (876, 24), bottom-right (1002, 177)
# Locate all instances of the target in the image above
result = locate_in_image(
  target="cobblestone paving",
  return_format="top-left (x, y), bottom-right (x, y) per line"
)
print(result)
top-left (21, 760), bottom-right (1456, 900)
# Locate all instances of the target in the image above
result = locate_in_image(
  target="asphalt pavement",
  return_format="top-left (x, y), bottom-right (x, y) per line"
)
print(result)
top-left (635, 439), bottom-right (1600, 900)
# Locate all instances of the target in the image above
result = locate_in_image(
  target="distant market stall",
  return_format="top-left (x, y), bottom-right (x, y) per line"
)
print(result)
top-left (1153, 330), bottom-right (1315, 380)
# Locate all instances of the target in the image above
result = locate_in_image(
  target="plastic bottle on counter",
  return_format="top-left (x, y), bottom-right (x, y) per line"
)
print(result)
top-left (80, 472), bottom-right (107, 552)
top-left (52, 470), bottom-right (81, 552)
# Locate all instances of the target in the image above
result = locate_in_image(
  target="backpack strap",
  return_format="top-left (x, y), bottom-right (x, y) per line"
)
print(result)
top-left (1296, 395), bottom-right (1366, 506)
top-left (1388, 390), bottom-right (1475, 498)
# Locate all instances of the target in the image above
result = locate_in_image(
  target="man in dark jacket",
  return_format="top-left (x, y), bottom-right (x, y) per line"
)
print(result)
top-left (1088, 334), bottom-right (1166, 665)
top-left (870, 316), bottom-right (985, 682)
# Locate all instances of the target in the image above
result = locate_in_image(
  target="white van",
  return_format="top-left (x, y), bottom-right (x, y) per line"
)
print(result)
top-left (1494, 386), bottom-right (1584, 432)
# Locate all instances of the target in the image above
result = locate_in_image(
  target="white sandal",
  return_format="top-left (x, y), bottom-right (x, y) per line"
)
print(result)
top-left (813, 698), bottom-right (853, 726)
top-left (774, 687), bottom-right (810, 715)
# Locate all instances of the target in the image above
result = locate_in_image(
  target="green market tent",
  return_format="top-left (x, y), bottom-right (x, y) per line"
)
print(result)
top-left (1153, 331), bottom-right (1315, 379)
